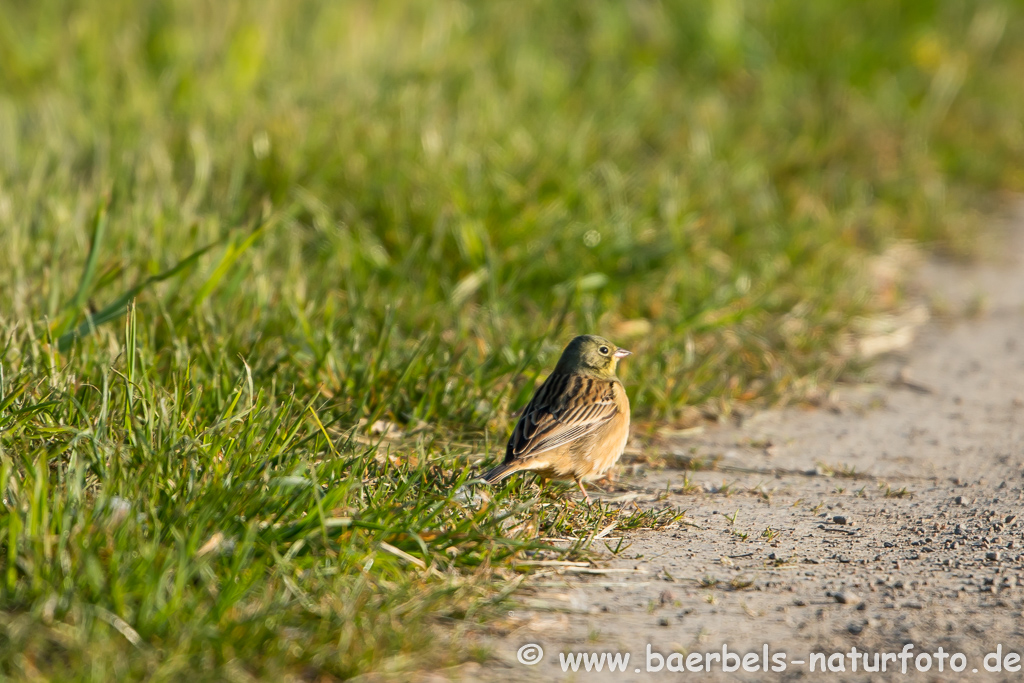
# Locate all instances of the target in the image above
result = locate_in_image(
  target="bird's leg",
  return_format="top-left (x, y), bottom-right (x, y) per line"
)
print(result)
top-left (533, 475), bottom-right (547, 498)
top-left (575, 477), bottom-right (591, 503)
top-left (592, 469), bottom-right (617, 493)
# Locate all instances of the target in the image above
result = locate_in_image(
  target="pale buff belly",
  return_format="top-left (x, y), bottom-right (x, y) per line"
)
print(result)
top-left (525, 412), bottom-right (630, 482)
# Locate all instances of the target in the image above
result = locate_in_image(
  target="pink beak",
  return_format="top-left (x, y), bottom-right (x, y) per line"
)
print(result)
top-left (613, 348), bottom-right (632, 359)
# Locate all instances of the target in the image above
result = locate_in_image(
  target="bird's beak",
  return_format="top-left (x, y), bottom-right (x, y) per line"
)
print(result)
top-left (613, 348), bottom-right (632, 359)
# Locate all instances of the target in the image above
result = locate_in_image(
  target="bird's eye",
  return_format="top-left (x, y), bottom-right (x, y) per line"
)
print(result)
top-left (599, 346), bottom-right (610, 355)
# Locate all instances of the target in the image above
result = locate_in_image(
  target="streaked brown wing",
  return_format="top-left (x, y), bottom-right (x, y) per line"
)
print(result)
top-left (505, 373), bottom-right (620, 462)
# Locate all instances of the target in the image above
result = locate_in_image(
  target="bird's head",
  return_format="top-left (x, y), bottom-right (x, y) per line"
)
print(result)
top-left (554, 334), bottom-right (631, 379)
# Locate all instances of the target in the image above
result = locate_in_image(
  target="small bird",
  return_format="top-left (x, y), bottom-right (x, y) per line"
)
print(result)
top-left (483, 334), bottom-right (632, 502)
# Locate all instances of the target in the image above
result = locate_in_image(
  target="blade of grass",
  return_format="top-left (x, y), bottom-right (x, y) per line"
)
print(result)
top-left (57, 240), bottom-right (221, 352)
top-left (59, 201), bottom-right (108, 337)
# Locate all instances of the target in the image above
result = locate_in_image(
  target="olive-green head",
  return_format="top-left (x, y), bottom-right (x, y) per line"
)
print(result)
top-left (553, 334), bottom-right (631, 379)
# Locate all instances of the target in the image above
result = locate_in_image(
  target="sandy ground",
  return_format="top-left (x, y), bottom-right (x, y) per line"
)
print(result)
top-left (463, 210), bottom-right (1024, 682)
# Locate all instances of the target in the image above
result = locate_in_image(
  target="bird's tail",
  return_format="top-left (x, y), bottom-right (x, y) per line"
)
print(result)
top-left (482, 461), bottom-right (519, 485)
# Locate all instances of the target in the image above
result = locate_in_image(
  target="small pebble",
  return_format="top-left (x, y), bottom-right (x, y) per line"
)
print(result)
top-left (987, 551), bottom-right (1001, 562)
top-left (835, 591), bottom-right (862, 606)
top-left (658, 617), bottom-right (670, 627)
top-left (833, 515), bottom-right (850, 525)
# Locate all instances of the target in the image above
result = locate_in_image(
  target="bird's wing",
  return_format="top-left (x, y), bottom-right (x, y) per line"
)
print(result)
top-left (506, 373), bottom-right (621, 461)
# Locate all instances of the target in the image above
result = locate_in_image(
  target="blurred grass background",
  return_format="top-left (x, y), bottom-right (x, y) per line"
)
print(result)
top-left (1, 0), bottom-right (1023, 678)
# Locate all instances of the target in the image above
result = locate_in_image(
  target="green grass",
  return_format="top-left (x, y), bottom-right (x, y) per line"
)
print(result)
top-left (2, 0), bottom-right (1024, 678)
